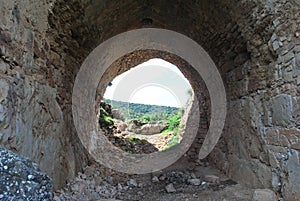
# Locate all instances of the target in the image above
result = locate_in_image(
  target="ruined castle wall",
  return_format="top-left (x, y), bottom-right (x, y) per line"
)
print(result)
top-left (0, 0), bottom-right (89, 189)
top-left (208, 1), bottom-right (300, 199)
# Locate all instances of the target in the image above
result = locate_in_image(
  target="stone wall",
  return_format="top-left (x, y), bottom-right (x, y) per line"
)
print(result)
top-left (0, 0), bottom-right (89, 189)
top-left (208, 1), bottom-right (300, 200)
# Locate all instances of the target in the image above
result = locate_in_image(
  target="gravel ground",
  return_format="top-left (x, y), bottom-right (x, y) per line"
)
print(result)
top-left (0, 146), bottom-right (53, 201)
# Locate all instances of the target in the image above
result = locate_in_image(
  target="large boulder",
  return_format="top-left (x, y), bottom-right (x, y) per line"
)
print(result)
top-left (111, 109), bottom-right (125, 121)
top-left (140, 123), bottom-right (167, 135)
top-left (0, 146), bottom-right (53, 200)
top-left (128, 121), bottom-right (167, 135)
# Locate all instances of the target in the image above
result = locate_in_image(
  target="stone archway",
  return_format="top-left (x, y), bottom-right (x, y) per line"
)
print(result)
top-left (72, 28), bottom-right (226, 174)
top-left (1, 1), bottom-right (299, 199)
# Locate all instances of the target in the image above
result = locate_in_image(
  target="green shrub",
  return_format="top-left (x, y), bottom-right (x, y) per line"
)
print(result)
top-left (128, 136), bottom-right (146, 144)
top-left (99, 107), bottom-right (115, 127)
top-left (162, 111), bottom-right (182, 133)
top-left (140, 115), bottom-right (151, 123)
top-left (160, 111), bottom-right (183, 151)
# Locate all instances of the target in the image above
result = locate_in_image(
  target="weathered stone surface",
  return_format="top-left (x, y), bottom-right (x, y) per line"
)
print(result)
top-left (294, 97), bottom-right (300, 126)
top-left (0, 0), bottom-right (89, 189)
top-left (126, 120), bottom-right (167, 135)
top-left (188, 178), bottom-right (201, 186)
top-left (271, 94), bottom-right (293, 126)
top-left (296, 53), bottom-right (300, 68)
top-left (252, 189), bottom-right (277, 201)
top-left (282, 149), bottom-right (300, 201)
top-left (139, 123), bottom-right (167, 135)
top-left (0, 79), bottom-right (11, 124)
top-left (203, 175), bottom-right (220, 183)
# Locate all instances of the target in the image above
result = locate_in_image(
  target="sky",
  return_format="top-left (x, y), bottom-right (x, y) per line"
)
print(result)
top-left (103, 58), bottom-right (192, 108)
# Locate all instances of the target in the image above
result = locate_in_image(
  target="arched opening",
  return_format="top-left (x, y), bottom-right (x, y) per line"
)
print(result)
top-left (72, 28), bottom-right (226, 175)
top-left (2, 0), bottom-right (299, 199)
top-left (98, 58), bottom-right (194, 154)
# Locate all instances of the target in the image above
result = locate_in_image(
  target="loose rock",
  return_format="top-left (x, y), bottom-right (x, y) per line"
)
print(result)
top-left (188, 178), bottom-right (201, 186)
top-left (203, 175), bottom-right (220, 183)
top-left (253, 189), bottom-right (278, 201)
top-left (0, 146), bottom-right (53, 200)
top-left (165, 183), bottom-right (176, 193)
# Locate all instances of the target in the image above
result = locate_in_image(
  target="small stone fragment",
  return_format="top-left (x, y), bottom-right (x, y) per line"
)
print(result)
top-left (152, 176), bottom-right (159, 183)
top-left (272, 41), bottom-right (280, 51)
top-left (128, 179), bottom-right (137, 187)
top-left (188, 178), bottom-right (201, 186)
top-left (203, 175), bottom-right (220, 183)
top-left (117, 183), bottom-right (123, 190)
top-left (159, 175), bottom-right (166, 181)
top-left (27, 175), bottom-right (34, 180)
top-left (165, 183), bottom-right (176, 193)
top-left (273, 19), bottom-right (280, 27)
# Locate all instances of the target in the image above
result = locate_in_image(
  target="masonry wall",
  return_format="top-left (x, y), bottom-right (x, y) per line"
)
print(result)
top-left (209, 1), bottom-right (300, 199)
top-left (0, 0), bottom-right (89, 189)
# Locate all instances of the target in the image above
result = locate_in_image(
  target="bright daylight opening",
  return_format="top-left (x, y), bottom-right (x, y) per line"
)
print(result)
top-left (99, 58), bottom-right (194, 154)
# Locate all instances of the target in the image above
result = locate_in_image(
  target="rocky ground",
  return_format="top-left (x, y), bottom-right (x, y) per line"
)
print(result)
top-left (0, 147), bottom-right (53, 200)
top-left (53, 157), bottom-right (278, 201)
top-left (75, 102), bottom-right (280, 200)
top-left (101, 123), bottom-right (159, 154)
top-left (118, 131), bottom-right (177, 151)
top-left (0, 145), bottom-right (280, 201)
top-left (99, 102), bottom-right (181, 154)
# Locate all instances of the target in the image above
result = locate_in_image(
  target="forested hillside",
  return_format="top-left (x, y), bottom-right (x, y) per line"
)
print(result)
top-left (104, 99), bottom-right (181, 122)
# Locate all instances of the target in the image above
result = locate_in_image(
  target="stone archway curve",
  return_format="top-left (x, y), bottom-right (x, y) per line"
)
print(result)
top-left (72, 28), bottom-right (226, 174)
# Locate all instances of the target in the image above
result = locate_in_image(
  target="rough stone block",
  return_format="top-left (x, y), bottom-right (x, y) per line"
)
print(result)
top-left (283, 67), bottom-right (293, 82)
top-left (0, 60), bottom-right (7, 72)
top-left (271, 94), bottom-right (293, 126)
top-left (272, 41), bottom-right (280, 51)
top-left (291, 143), bottom-right (300, 150)
top-left (0, 30), bottom-right (12, 43)
top-left (0, 79), bottom-right (10, 123)
top-left (283, 52), bottom-right (294, 63)
top-left (283, 149), bottom-right (300, 200)
top-left (268, 151), bottom-right (280, 168)
top-left (297, 75), bottom-right (300, 85)
top-left (228, 155), bottom-right (271, 188)
top-left (253, 189), bottom-right (277, 201)
top-left (265, 128), bottom-right (291, 147)
top-left (265, 129), bottom-right (279, 146)
top-left (281, 128), bottom-right (300, 146)
top-left (203, 175), bottom-right (220, 183)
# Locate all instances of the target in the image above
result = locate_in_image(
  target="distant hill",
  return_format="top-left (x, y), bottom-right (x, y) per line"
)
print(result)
top-left (103, 99), bottom-right (181, 122)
